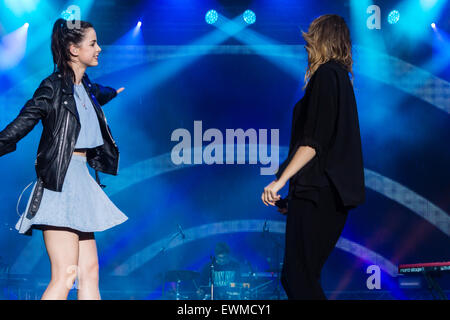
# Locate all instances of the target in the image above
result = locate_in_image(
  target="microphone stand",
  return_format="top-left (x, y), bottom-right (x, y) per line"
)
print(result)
top-left (158, 224), bottom-right (186, 300)
top-left (209, 256), bottom-right (216, 300)
top-left (262, 220), bottom-right (283, 300)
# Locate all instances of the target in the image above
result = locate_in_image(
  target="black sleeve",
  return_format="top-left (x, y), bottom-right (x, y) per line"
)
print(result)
top-left (92, 83), bottom-right (118, 106)
top-left (0, 79), bottom-right (53, 157)
top-left (296, 66), bottom-right (338, 168)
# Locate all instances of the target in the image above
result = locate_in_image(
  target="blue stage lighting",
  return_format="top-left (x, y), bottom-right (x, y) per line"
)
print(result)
top-left (243, 10), bottom-right (256, 25)
top-left (387, 10), bottom-right (400, 24)
top-left (205, 10), bottom-right (218, 25)
top-left (431, 22), bottom-right (436, 28)
top-left (132, 21), bottom-right (142, 38)
top-left (420, 0), bottom-right (438, 10)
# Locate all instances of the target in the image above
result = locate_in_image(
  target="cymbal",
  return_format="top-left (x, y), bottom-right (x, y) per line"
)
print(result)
top-left (159, 270), bottom-right (200, 282)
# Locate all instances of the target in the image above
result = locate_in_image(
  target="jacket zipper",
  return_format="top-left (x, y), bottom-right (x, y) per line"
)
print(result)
top-left (102, 110), bottom-right (119, 174)
top-left (56, 112), bottom-right (70, 189)
top-left (102, 111), bottom-right (117, 147)
top-left (104, 112), bottom-right (120, 174)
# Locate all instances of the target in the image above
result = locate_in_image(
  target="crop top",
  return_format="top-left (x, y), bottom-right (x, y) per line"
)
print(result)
top-left (73, 83), bottom-right (104, 149)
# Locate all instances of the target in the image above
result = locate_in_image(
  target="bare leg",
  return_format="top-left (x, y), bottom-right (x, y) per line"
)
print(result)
top-left (77, 232), bottom-right (101, 300)
top-left (41, 227), bottom-right (79, 300)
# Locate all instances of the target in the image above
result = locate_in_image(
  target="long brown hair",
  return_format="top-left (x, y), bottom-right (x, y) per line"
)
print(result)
top-left (302, 14), bottom-right (353, 89)
top-left (51, 18), bottom-right (94, 83)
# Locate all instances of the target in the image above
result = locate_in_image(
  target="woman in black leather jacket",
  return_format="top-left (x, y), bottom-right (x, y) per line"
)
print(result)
top-left (0, 18), bottom-right (128, 300)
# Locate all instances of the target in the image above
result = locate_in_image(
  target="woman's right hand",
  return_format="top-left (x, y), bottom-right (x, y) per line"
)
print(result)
top-left (116, 87), bottom-right (125, 94)
top-left (261, 180), bottom-right (284, 206)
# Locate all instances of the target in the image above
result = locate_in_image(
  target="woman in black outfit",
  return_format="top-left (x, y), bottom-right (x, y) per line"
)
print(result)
top-left (261, 14), bottom-right (365, 299)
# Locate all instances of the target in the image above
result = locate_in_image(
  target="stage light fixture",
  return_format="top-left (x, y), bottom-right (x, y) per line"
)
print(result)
top-left (205, 10), bottom-right (218, 25)
top-left (243, 10), bottom-right (256, 25)
top-left (387, 10), bottom-right (400, 24)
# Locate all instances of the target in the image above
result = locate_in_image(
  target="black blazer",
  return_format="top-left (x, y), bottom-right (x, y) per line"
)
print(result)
top-left (276, 60), bottom-right (365, 210)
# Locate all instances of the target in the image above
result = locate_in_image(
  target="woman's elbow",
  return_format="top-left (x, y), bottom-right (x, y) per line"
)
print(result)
top-left (300, 145), bottom-right (317, 158)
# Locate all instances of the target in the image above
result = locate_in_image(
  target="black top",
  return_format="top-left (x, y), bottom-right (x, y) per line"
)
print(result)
top-left (276, 60), bottom-right (365, 210)
top-left (198, 258), bottom-right (242, 299)
top-left (199, 259), bottom-right (242, 287)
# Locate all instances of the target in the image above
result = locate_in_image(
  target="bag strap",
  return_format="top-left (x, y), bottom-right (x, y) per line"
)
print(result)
top-left (95, 170), bottom-right (106, 189)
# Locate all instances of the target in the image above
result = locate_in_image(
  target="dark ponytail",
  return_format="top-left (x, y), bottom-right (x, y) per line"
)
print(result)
top-left (51, 18), bottom-right (94, 83)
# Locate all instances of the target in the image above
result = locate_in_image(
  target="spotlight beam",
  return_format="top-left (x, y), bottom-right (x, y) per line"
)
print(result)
top-left (120, 15), bottom-right (249, 98)
top-left (424, 25), bottom-right (450, 74)
top-left (0, 23), bottom-right (29, 70)
top-left (212, 16), bottom-right (304, 78)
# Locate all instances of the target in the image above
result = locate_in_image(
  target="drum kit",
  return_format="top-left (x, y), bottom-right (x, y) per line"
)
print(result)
top-left (159, 267), bottom-right (284, 300)
top-left (157, 221), bottom-right (286, 300)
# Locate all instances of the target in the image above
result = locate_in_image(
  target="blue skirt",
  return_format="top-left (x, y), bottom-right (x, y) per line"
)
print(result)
top-left (15, 154), bottom-right (128, 236)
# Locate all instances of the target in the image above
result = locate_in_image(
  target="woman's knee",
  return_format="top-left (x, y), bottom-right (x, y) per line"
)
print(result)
top-left (79, 261), bottom-right (99, 283)
top-left (78, 238), bottom-right (99, 284)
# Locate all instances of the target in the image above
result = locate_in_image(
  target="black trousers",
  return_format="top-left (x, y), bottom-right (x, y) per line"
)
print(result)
top-left (281, 184), bottom-right (348, 300)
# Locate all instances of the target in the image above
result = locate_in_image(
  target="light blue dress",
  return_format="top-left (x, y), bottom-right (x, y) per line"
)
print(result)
top-left (15, 82), bottom-right (128, 236)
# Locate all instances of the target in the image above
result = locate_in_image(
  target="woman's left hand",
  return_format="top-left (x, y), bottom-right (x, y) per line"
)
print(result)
top-left (261, 179), bottom-right (285, 206)
top-left (116, 87), bottom-right (125, 94)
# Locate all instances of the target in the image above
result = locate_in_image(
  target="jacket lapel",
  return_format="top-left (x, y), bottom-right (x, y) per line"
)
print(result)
top-left (58, 72), bottom-right (80, 124)
top-left (57, 71), bottom-right (103, 126)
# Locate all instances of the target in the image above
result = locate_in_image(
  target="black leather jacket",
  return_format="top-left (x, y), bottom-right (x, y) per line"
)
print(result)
top-left (0, 70), bottom-right (119, 215)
